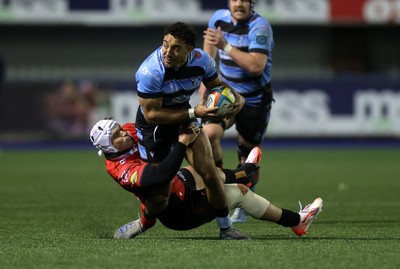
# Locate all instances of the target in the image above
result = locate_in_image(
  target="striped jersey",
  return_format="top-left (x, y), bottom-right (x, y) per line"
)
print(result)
top-left (135, 47), bottom-right (218, 108)
top-left (208, 9), bottom-right (274, 106)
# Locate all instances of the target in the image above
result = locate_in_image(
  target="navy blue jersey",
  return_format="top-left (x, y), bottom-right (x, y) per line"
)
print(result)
top-left (135, 47), bottom-right (218, 108)
top-left (208, 9), bottom-right (274, 106)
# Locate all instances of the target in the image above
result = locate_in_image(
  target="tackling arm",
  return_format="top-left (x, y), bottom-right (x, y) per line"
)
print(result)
top-left (140, 142), bottom-right (187, 188)
top-left (139, 123), bottom-right (199, 187)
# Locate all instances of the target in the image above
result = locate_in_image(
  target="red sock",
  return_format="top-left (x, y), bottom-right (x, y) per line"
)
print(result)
top-left (141, 211), bottom-right (156, 229)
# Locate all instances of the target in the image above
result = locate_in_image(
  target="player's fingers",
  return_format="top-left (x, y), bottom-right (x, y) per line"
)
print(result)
top-left (193, 126), bottom-right (201, 134)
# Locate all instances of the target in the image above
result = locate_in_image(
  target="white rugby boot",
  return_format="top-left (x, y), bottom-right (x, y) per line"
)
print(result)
top-left (114, 219), bottom-right (145, 239)
top-left (291, 197), bottom-right (323, 236)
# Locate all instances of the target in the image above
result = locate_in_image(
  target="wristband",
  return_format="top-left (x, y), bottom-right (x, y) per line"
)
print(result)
top-left (223, 43), bottom-right (232, 54)
top-left (188, 108), bottom-right (196, 119)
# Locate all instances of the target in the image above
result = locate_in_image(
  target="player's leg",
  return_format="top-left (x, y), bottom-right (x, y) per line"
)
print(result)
top-left (230, 135), bottom-right (260, 222)
top-left (144, 182), bottom-right (173, 216)
top-left (201, 117), bottom-right (234, 168)
top-left (231, 101), bottom-right (271, 222)
top-left (188, 131), bottom-right (227, 208)
top-left (224, 184), bottom-right (323, 236)
top-left (202, 123), bottom-right (224, 167)
top-left (184, 145), bottom-right (260, 191)
top-left (187, 130), bottom-right (249, 239)
top-left (188, 131), bottom-right (228, 212)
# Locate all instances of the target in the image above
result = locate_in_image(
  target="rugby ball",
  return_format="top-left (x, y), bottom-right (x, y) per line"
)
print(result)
top-left (205, 86), bottom-right (235, 114)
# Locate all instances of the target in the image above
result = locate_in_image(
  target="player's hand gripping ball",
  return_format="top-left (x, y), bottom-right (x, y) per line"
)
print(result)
top-left (205, 86), bottom-right (236, 114)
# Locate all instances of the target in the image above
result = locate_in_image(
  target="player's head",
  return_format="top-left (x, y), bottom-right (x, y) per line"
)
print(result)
top-left (162, 22), bottom-right (196, 68)
top-left (90, 119), bottom-right (119, 155)
top-left (228, 0), bottom-right (254, 23)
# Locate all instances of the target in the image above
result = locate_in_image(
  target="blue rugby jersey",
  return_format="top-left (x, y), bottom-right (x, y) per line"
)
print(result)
top-left (208, 9), bottom-right (274, 106)
top-left (135, 47), bottom-right (218, 108)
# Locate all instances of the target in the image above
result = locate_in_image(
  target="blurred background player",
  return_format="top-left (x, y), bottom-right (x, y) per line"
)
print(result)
top-left (90, 118), bottom-right (323, 239)
top-left (200, 0), bottom-right (274, 222)
top-left (134, 22), bottom-right (246, 238)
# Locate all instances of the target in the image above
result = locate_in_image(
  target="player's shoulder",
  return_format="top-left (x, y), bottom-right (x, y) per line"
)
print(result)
top-left (192, 48), bottom-right (209, 58)
top-left (250, 12), bottom-right (272, 29)
top-left (136, 47), bottom-right (164, 77)
top-left (190, 48), bottom-right (213, 64)
top-left (248, 12), bottom-right (273, 37)
top-left (136, 47), bottom-right (164, 85)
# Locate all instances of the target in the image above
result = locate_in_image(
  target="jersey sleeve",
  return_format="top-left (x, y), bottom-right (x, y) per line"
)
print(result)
top-left (201, 52), bottom-right (219, 84)
top-left (248, 21), bottom-right (274, 55)
top-left (135, 49), bottom-right (164, 99)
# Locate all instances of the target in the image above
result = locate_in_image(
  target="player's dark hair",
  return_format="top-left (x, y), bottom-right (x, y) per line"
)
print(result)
top-left (163, 22), bottom-right (197, 48)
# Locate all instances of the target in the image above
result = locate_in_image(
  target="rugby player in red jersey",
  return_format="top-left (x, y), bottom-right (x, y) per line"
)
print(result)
top-left (90, 119), bottom-right (323, 239)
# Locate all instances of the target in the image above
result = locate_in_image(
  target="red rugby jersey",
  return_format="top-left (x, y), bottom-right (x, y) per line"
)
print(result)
top-left (104, 122), bottom-right (185, 203)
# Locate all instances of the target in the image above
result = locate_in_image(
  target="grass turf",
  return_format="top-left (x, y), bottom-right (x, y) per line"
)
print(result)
top-left (1, 148), bottom-right (399, 269)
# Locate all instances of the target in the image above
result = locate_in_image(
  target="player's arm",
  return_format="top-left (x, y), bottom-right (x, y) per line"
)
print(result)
top-left (139, 124), bottom-right (199, 188)
top-left (137, 64), bottom-right (204, 124)
top-left (114, 145), bottom-right (186, 192)
top-left (203, 27), bottom-right (268, 75)
top-left (139, 97), bottom-right (198, 124)
top-left (226, 50), bottom-right (267, 76)
top-left (203, 76), bottom-right (222, 91)
top-left (139, 142), bottom-right (186, 188)
top-left (117, 124), bottom-right (199, 191)
top-left (203, 38), bottom-right (218, 59)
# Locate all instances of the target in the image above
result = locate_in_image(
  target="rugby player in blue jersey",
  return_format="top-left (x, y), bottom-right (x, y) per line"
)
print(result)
top-left (135, 22), bottom-right (248, 239)
top-left (200, 0), bottom-right (274, 223)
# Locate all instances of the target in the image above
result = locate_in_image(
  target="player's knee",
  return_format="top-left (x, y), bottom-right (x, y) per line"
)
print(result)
top-left (224, 184), bottom-right (249, 209)
top-left (225, 184), bottom-right (270, 219)
top-left (202, 174), bottom-right (222, 189)
top-left (194, 159), bottom-right (222, 186)
top-left (241, 190), bottom-right (270, 219)
top-left (237, 183), bottom-right (250, 194)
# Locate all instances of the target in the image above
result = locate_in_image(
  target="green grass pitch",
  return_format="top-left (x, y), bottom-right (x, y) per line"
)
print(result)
top-left (1, 147), bottom-right (399, 269)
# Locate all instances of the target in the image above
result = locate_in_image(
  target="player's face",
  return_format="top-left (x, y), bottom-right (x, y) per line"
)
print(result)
top-left (162, 34), bottom-right (193, 68)
top-left (229, 0), bottom-right (252, 23)
top-left (111, 125), bottom-right (134, 151)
